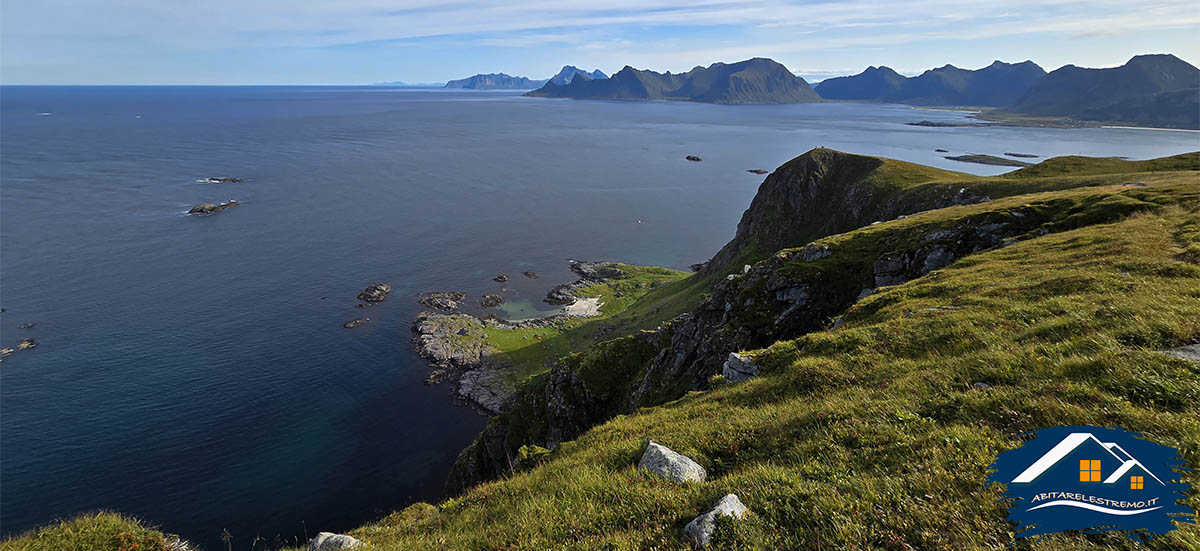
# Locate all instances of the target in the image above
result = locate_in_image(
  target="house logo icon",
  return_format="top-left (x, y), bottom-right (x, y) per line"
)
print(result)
top-left (988, 426), bottom-right (1194, 541)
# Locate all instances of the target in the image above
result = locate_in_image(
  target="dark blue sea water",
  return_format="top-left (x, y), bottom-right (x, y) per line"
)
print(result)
top-left (1, 86), bottom-right (1196, 548)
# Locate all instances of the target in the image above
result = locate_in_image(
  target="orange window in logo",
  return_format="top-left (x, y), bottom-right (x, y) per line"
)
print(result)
top-left (1131, 476), bottom-right (1144, 489)
top-left (1080, 460), bottom-right (1101, 482)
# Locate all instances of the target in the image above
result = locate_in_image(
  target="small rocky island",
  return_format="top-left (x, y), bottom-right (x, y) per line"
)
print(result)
top-left (357, 283), bottom-right (391, 302)
top-left (944, 154), bottom-right (1031, 167)
top-left (201, 177), bottom-right (242, 183)
top-left (187, 200), bottom-right (240, 215)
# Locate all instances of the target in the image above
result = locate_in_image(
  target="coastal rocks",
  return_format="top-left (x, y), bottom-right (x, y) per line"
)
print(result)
top-left (19, 323), bottom-right (35, 329)
top-left (413, 313), bottom-right (490, 370)
top-left (684, 494), bottom-right (749, 548)
top-left (481, 294), bottom-right (504, 308)
top-left (357, 282), bottom-right (391, 302)
top-left (419, 291), bottom-right (467, 311)
top-left (544, 261), bottom-right (626, 305)
top-left (639, 441), bottom-right (707, 484)
top-left (187, 200), bottom-right (240, 215)
top-left (685, 155), bottom-right (703, 162)
top-left (202, 177), bottom-right (242, 183)
top-left (0, 348), bottom-right (12, 358)
top-left (545, 284), bottom-right (579, 305)
top-left (343, 318), bottom-right (369, 328)
top-left (17, 338), bottom-right (37, 351)
top-left (746, 169), bottom-right (769, 174)
top-left (721, 352), bottom-right (759, 383)
top-left (494, 273), bottom-right (511, 282)
top-left (307, 532), bottom-right (362, 551)
top-left (523, 271), bottom-right (538, 279)
top-left (1004, 152), bottom-right (1039, 158)
top-left (935, 148), bottom-right (949, 152)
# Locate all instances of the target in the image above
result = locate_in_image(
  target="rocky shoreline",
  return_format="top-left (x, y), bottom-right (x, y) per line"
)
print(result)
top-left (411, 261), bottom-right (621, 414)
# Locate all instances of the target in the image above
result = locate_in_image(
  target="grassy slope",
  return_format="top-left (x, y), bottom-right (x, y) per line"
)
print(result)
top-left (348, 167), bottom-right (1200, 549)
top-left (0, 513), bottom-right (178, 551)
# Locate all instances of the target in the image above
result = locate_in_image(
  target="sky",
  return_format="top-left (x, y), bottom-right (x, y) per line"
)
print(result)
top-left (2, 0), bottom-right (1199, 85)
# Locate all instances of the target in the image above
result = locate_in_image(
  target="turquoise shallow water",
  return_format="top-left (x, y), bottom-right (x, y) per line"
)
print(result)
top-left (1, 86), bottom-right (1196, 548)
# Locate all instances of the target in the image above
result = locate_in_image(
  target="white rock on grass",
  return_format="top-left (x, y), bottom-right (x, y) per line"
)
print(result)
top-left (309, 532), bottom-right (363, 551)
top-left (684, 494), bottom-right (749, 548)
top-left (639, 441), bottom-right (707, 484)
top-left (721, 352), bottom-right (759, 383)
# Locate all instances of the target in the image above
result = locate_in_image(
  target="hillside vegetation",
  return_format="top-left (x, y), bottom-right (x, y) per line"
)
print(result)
top-left (388, 150), bottom-right (1200, 549)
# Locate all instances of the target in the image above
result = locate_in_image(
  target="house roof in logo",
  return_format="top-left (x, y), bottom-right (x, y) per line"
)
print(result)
top-left (1010, 432), bottom-right (1164, 485)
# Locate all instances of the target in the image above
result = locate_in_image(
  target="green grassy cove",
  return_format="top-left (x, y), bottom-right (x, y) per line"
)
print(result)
top-left (7, 150), bottom-right (1199, 550)
top-left (480, 264), bottom-right (694, 386)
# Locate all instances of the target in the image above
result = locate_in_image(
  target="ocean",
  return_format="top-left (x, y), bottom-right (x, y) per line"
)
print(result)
top-left (1, 86), bottom-right (1196, 548)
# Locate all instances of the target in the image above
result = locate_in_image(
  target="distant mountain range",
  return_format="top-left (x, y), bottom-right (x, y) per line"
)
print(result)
top-left (815, 60), bottom-right (1047, 107)
top-left (444, 73), bottom-right (548, 90)
top-left (816, 54), bottom-right (1198, 129)
top-left (370, 81), bottom-right (442, 87)
top-left (440, 65), bottom-right (609, 90)
top-left (549, 66), bottom-right (608, 86)
top-left (1004, 54), bottom-right (1199, 129)
top-left (526, 58), bottom-right (821, 104)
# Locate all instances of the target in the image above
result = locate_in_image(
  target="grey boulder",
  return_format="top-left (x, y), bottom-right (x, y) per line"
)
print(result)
top-left (308, 532), bottom-right (362, 550)
top-left (684, 494), bottom-right (749, 547)
top-left (639, 441), bottom-right (706, 484)
top-left (721, 352), bottom-right (758, 383)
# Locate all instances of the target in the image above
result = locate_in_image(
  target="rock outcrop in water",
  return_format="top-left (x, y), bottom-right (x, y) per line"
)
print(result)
top-left (187, 200), bottom-right (240, 215)
top-left (419, 291), bottom-right (467, 311)
top-left (357, 283), bottom-right (391, 302)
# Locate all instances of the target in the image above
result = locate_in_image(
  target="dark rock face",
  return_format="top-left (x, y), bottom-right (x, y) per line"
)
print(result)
top-left (481, 294), bottom-right (504, 308)
top-left (187, 200), bottom-right (240, 215)
top-left (357, 283), bottom-right (391, 302)
top-left (526, 58), bottom-right (821, 104)
top-left (702, 148), bottom-right (990, 275)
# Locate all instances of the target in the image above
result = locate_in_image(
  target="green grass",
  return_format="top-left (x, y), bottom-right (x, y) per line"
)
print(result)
top-left (348, 199), bottom-right (1200, 550)
top-left (482, 263), bottom-right (693, 384)
top-left (0, 512), bottom-right (179, 551)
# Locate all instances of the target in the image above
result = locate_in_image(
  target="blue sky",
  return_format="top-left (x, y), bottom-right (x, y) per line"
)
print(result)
top-left (2, 0), bottom-right (1198, 84)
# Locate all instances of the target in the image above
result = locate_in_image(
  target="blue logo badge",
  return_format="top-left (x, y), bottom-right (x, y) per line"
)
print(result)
top-left (988, 425), bottom-right (1194, 541)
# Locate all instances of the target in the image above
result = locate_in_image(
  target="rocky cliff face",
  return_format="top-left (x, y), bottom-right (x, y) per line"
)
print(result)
top-left (701, 148), bottom-right (988, 274)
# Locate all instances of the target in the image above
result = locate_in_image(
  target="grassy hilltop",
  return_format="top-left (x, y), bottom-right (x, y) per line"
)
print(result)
top-left (5, 149), bottom-right (1199, 550)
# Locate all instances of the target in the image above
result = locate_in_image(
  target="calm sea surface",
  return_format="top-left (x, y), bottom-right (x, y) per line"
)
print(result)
top-left (2, 86), bottom-right (1196, 548)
